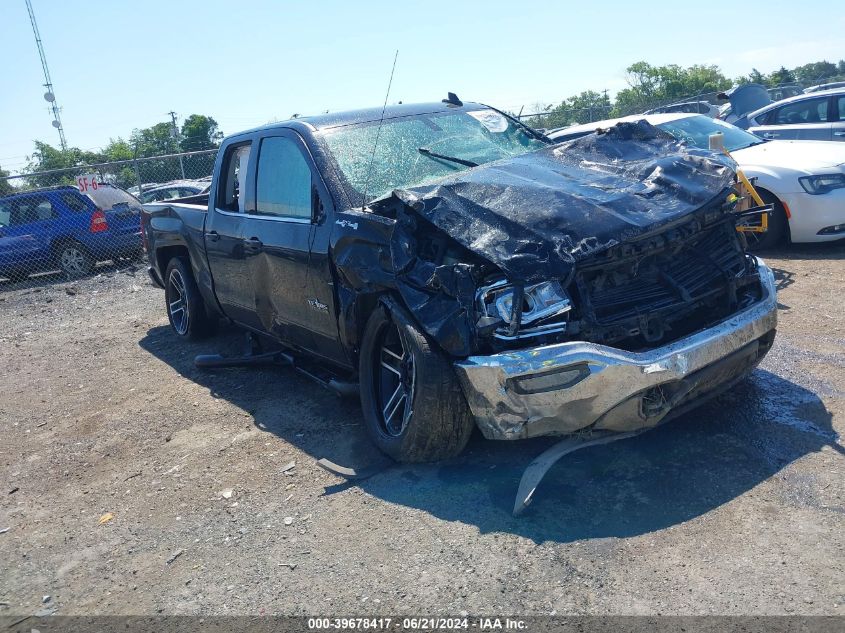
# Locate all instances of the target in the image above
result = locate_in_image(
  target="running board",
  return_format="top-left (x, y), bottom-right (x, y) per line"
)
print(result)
top-left (194, 334), bottom-right (359, 399)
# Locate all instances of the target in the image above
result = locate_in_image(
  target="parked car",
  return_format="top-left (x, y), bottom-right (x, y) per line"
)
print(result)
top-left (805, 81), bottom-right (845, 93)
top-left (140, 180), bottom-right (210, 203)
top-left (645, 100), bottom-right (719, 118)
top-left (142, 99), bottom-right (776, 463)
top-left (548, 113), bottom-right (845, 249)
top-left (745, 88), bottom-right (845, 141)
top-left (0, 184), bottom-right (143, 279)
top-left (767, 84), bottom-right (804, 102)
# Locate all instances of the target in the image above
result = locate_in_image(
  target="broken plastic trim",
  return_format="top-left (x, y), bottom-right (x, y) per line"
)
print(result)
top-left (513, 431), bottom-right (642, 516)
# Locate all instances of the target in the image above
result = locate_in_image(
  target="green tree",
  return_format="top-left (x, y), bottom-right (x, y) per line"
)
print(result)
top-left (0, 165), bottom-right (14, 196)
top-left (612, 62), bottom-right (731, 116)
top-left (130, 122), bottom-right (180, 158)
top-left (538, 91), bottom-right (613, 129)
top-left (767, 66), bottom-right (796, 86)
top-left (792, 61), bottom-right (838, 84)
top-left (24, 141), bottom-right (100, 188)
top-left (180, 115), bottom-right (223, 151)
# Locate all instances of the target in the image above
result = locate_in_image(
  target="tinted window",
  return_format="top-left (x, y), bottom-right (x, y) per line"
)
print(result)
top-left (770, 97), bottom-right (829, 125)
top-left (0, 201), bottom-right (10, 227)
top-left (6, 195), bottom-right (56, 225)
top-left (255, 136), bottom-right (312, 220)
top-left (837, 96), bottom-right (845, 121)
top-left (60, 192), bottom-right (88, 212)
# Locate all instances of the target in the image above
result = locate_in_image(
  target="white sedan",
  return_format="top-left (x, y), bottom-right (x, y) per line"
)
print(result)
top-left (548, 113), bottom-right (845, 249)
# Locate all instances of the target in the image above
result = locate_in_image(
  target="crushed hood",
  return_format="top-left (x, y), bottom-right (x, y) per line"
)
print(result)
top-left (391, 120), bottom-right (736, 284)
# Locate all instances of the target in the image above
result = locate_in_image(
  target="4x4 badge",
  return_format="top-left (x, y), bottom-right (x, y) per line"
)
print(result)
top-left (307, 298), bottom-right (328, 313)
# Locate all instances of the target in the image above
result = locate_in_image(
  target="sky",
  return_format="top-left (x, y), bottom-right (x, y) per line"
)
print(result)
top-left (1, 0), bottom-right (843, 175)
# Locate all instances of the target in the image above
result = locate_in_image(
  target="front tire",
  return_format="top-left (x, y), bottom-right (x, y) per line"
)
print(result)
top-left (359, 302), bottom-right (474, 462)
top-left (164, 257), bottom-right (215, 340)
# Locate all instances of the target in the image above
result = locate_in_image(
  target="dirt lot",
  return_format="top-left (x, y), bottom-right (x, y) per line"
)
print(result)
top-left (1, 245), bottom-right (843, 617)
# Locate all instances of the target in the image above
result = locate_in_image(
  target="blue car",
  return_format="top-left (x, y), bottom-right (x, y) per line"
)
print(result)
top-left (0, 184), bottom-right (142, 280)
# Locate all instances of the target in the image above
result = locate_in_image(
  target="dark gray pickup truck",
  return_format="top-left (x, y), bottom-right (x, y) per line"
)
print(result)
top-left (142, 99), bottom-right (777, 464)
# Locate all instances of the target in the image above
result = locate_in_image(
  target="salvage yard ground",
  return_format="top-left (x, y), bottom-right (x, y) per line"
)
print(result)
top-left (1, 245), bottom-right (843, 615)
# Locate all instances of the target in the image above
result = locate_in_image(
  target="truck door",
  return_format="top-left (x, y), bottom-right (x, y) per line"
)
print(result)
top-left (204, 141), bottom-right (260, 327)
top-left (243, 129), bottom-right (347, 366)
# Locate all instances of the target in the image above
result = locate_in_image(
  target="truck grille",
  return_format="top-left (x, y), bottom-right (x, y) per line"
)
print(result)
top-left (575, 219), bottom-right (758, 347)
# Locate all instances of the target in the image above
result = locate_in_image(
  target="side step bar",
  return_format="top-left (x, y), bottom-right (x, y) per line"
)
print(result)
top-left (194, 333), bottom-right (358, 399)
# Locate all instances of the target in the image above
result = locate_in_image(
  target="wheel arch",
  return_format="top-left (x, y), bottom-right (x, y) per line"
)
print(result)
top-left (155, 245), bottom-right (190, 281)
top-left (752, 185), bottom-right (792, 243)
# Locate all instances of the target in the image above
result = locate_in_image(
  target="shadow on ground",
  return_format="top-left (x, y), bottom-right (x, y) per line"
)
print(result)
top-left (140, 324), bottom-right (839, 544)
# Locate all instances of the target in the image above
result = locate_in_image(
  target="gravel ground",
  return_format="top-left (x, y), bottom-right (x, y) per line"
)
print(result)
top-left (0, 244), bottom-right (843, 617)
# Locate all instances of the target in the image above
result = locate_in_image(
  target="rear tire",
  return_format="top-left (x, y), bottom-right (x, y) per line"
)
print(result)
top-left (164, 257), bottom-right (215, 340)
top-left (743, 189), bottom-right (787, 251)
top-left (359, 302), bottom-right (475, 462)
top-left (56, 241), bottom-right (94, 278)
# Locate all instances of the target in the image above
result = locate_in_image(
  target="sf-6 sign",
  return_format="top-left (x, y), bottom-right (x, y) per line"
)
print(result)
top-left (76, 174), bottom-right (101, 193)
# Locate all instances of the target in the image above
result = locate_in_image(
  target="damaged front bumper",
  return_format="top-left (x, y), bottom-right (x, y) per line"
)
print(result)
top-left (454, 260), bottom-right (778, 440)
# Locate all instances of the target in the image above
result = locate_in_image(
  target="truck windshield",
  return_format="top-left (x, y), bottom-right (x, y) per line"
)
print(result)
top-left (321, 109), bottom-right (547, 204)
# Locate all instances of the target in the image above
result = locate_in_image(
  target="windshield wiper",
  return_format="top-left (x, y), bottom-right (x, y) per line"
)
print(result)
top-left (418, 147), bottom-right (478, 168)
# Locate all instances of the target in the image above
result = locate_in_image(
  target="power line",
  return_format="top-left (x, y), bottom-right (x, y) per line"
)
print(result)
top-left (24, 0), bottom-right (67, 151)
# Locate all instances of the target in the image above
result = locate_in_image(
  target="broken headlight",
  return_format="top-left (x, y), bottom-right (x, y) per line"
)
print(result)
top-left (476, 279), bottom-right (572, 340)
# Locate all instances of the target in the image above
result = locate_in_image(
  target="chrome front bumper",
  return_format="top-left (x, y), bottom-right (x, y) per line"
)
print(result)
top-left (454, 261), bottom-right (778, 440)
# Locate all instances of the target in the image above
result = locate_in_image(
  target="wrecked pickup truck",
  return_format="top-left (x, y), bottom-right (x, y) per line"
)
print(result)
top-left (142, 99), bottom-right (777, 466)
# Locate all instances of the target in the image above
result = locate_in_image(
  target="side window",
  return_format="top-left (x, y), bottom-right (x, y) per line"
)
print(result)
top-left (254, 136), bottom-right (312, 220)
top-left (217, 143), bottom-right (252, 212)
top-left (9, 196), bottom-right (56, 225)
top-left (35, 199), bottom-right (55, 220)
top-left (0, 202), bottom-right (10, 227)
top-left (60, 192), bottom-right (88, 212)
top-left (837, 96), bottom-right (845, 121)
top-left (771, 97), bottom-right (830, 125)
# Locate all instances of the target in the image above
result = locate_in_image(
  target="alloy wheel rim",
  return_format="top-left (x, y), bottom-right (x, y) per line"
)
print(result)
top-left (375, 322), bottom-right (415, 437)
top-left (61, 247), bottom-right (85, 274)
top-left (167, 269), bottom-right (189, 335)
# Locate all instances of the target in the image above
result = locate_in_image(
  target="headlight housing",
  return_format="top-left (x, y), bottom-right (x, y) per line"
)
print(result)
top-left (477, 279), bottom-right (572, 340)
top-left (798, 173), bottom-right (845, 195)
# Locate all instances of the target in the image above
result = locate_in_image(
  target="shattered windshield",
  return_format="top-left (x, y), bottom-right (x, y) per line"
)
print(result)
top-left (657, 115), bottom-right (765, 152)
top-left (321, 109), bottom-right (546, 204)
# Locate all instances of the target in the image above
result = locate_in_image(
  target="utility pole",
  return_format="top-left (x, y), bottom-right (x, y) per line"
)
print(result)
top-left (25, 0), bottom-right (67, 151)
top-left (168, 110), bottom-right (186, 179)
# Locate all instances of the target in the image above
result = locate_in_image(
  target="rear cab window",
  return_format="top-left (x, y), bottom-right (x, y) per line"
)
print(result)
top-left (217, 143), bottom-right (252, 213)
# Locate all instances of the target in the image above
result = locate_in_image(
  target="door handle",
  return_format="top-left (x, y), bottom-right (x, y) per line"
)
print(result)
top-left (207, 230), bottom-right (220, 242)
top-left (834, 131), bottom-right (845, 137)
top-left (244, 237), bottom-right (263, 252)
top-left (762, 132), bottom-right (779, 139)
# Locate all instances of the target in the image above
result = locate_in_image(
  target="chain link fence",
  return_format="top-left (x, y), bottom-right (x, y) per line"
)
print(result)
top-left (0, 149), bottom-right (217, 284)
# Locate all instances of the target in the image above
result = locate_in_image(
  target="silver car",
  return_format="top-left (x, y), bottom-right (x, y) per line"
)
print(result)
top-left (746, 88), bottom-right (845, 141)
